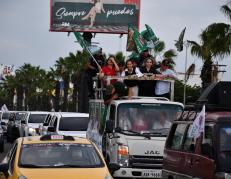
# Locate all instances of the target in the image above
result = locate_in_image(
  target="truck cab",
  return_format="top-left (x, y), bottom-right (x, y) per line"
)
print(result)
top-left (87, 97), bottom-right (183, 178)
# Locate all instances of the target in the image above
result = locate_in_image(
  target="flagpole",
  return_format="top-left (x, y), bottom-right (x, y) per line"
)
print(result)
top-left (183, 41), bottom-right (189, 105)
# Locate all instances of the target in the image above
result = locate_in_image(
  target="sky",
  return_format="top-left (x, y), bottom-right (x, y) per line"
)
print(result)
top-left (0, 0), bottom-right (230, 85)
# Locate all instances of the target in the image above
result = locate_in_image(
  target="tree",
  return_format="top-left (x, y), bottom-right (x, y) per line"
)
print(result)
top-left (188, 23), bottom-right (231, 89)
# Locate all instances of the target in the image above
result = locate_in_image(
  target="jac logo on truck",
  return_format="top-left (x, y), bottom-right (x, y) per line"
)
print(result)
top-left (144, 150), bottom-right (160, 155)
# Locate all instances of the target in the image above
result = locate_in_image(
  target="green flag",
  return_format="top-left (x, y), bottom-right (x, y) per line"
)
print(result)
top-left (141, 24), bottom-right (158, 42)
top-left (73, 31), bottom-right (88, 50)
top-left (175, 27), bottom-right (186, 52)
top-left (126, 25), bottom-right (137, 51)
top-left (132, 27), bottom-right (147, 54)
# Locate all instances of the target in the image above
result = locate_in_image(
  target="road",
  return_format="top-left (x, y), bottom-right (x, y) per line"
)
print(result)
top-left (0, 139), bottom-right (13, 161)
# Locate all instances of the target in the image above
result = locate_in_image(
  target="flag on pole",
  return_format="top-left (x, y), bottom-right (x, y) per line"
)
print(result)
top-left (1, 104), bottom-right (8, 112)
top-left (175, 27), bottom-right (186, 52)
top-left (126, 25), bottom-right (137, 51)
top-left (141, 24), bottom-right (158, 42)
top-left (73, 31), bottom-right (88, 50)
top-left (188, 105), bottom-right (205, 139)
top-left (132, 27), bottom-right (147, 54)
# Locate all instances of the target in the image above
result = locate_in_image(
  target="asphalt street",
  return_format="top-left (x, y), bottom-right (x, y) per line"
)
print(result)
top-left (0, 139), bottom-right (13, 161)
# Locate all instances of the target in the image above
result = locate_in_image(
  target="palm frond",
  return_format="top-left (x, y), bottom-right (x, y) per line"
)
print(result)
top-left (221, 4), bottom-right (231, 21)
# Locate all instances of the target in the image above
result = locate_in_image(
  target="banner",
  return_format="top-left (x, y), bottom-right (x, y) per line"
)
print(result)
top-left (50, 0), bottom-right (140, 34)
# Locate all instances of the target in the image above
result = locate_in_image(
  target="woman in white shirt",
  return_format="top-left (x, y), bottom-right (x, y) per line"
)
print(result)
top-left (121, 59), bottom-right (143, 96)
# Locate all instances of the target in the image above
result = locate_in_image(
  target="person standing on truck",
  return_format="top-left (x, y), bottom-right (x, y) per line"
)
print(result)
top-left (155, 59), bottom-right (177, 99)
top-left (138, 57), bottom-right (160, 97)
top-left (121, 59), bottom-right (143, 96)
top-left (98, 55), bottom-right (120, 85)
top-left (86, 49), bottom-right (105, 98)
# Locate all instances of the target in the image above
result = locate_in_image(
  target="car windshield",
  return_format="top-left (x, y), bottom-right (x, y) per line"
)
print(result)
top-left (19, 143), bottom-right (104, 168)
top-left (28, 114), bottom-right (47, 123)
top-left (59, 117), bottom-right (89, 131)
top-left (117, 103), bottom-right (183, 135)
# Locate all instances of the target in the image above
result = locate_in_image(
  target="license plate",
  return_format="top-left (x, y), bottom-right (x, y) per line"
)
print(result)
top-left (142, 170), bottom-right (162, 178)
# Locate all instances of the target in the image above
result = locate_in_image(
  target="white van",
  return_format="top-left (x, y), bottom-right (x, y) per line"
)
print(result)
top-left (47, 112), bottom-right (89, 138)
top-left (24, 111), bottom-right (49, 136)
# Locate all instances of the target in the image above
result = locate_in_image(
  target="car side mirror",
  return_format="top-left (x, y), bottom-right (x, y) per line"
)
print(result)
top-left (21, 120), bottom-right (26, 124)
top-left (0, 122), bottom-right (6, 126)
top-left (201, 143), bottom-right (213, 158)
top-left (47, 126), bottom-right (55, 132)
top-left (108, 163), bottom-right (120, 174)
top-left (105, 120), bottom-right (114, 133)
top-left (8, 118), bottom-right (14, 122)
top-left (0, 163), bottom-right (9, 177)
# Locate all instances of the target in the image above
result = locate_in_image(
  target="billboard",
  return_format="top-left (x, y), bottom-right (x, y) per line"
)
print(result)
top-left (0, 65), bottom-right (15, 81)
top-left (50, 0), bottom-right (140, 34)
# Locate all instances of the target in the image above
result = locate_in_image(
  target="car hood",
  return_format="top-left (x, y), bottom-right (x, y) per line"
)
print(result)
top-left (19, 168), bottom-right (110, 179)
top-left (57, 131), bottom-right (87, 138)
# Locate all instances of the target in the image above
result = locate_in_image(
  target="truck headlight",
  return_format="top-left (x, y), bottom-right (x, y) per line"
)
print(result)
top-left (216, 172), bottom-right (231, 179)
top-left (29, 128), bottom-right (36, 134)
top-left (117, 145), bottom-right (129, 167)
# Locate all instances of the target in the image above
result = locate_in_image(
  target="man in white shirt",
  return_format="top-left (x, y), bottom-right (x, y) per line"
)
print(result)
top-left (155, 59), bottom-right (177, 99)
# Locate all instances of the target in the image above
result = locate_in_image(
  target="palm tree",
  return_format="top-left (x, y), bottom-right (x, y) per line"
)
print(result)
top-left (188, 23), bottom-right (231, 89)
top-left (221, 1), bottom-right (231, 21)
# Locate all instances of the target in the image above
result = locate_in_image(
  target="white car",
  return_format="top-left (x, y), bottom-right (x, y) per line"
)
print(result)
top-left (38, 112), bottom-right (56, 135)
top-left (47, 112), bottom-right (89, 138)
top-left (24, 111), bottom-right (49, 136)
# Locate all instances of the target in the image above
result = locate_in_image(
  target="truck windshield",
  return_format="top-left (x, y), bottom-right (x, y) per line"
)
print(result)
top-left (117, 103), bottom-right (183, 135)
top-left (218, 125), bottom-right (231, 172)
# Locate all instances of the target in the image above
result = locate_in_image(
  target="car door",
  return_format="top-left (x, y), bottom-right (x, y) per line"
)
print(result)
top-left (183, 124), bottom-right (215, 179)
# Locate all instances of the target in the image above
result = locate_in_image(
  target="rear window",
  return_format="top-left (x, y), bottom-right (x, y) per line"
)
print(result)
top-left (59, 117), bottom-right (89, 131)
top-left (28, 114), bottom-right (47, 123)
top-left (2, 112), bottom-right (10, 119)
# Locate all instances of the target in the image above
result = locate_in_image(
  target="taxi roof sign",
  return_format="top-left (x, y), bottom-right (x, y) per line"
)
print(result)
top-left (40, 135), bottom-right (75, 141)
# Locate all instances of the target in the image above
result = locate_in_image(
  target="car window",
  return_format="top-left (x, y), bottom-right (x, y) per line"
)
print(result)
top-left (182, 124), bottom-right (196, 152)
top-left (28, 114), bottom-right (47, 123)
top-left (18, 143), bottom-right (104, 168)
top-left (170, 123), bottom-right (188, 150)
top-left (59, 117), bottom-right (89, 131)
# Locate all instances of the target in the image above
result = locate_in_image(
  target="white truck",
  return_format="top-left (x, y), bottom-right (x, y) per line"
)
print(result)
top-left (87, 96), bottom-right (183, 178)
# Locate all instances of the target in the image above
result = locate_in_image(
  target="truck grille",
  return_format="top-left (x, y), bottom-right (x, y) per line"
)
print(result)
top-left (130, 155), bottom-right (163, 169)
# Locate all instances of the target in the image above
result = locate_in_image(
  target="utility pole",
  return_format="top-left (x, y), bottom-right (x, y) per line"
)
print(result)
top-left (183, 41), bottom-right (189, 105)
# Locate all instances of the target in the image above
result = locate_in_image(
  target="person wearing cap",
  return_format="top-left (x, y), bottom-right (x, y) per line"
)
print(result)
top-left (103, 81), bottom-right (132, 105)
top-left (155, 59), bottom-right (177, 99)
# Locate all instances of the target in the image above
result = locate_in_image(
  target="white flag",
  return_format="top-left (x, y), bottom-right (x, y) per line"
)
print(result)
top-left (188, 105), bottom-right (205, 139)
top-left (1, 104), bottom-right (9, 112)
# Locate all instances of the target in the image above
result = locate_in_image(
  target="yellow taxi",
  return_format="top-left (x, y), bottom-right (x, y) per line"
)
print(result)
top-left (0, 135), bottom-right (119, 179)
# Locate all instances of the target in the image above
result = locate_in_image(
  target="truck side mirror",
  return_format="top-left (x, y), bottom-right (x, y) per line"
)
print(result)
top-left (108, 163), bottom-right (120, 174)
top-left (47, 126), bottom-right (55, 132)
top-left (106, 120), bottom-right (114, 133)
top-left (1, 122), bottom-right (6, 126)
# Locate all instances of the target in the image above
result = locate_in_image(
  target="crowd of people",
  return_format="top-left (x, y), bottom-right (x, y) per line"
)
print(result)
top-left (85, 49), bottom-right (177, 104)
